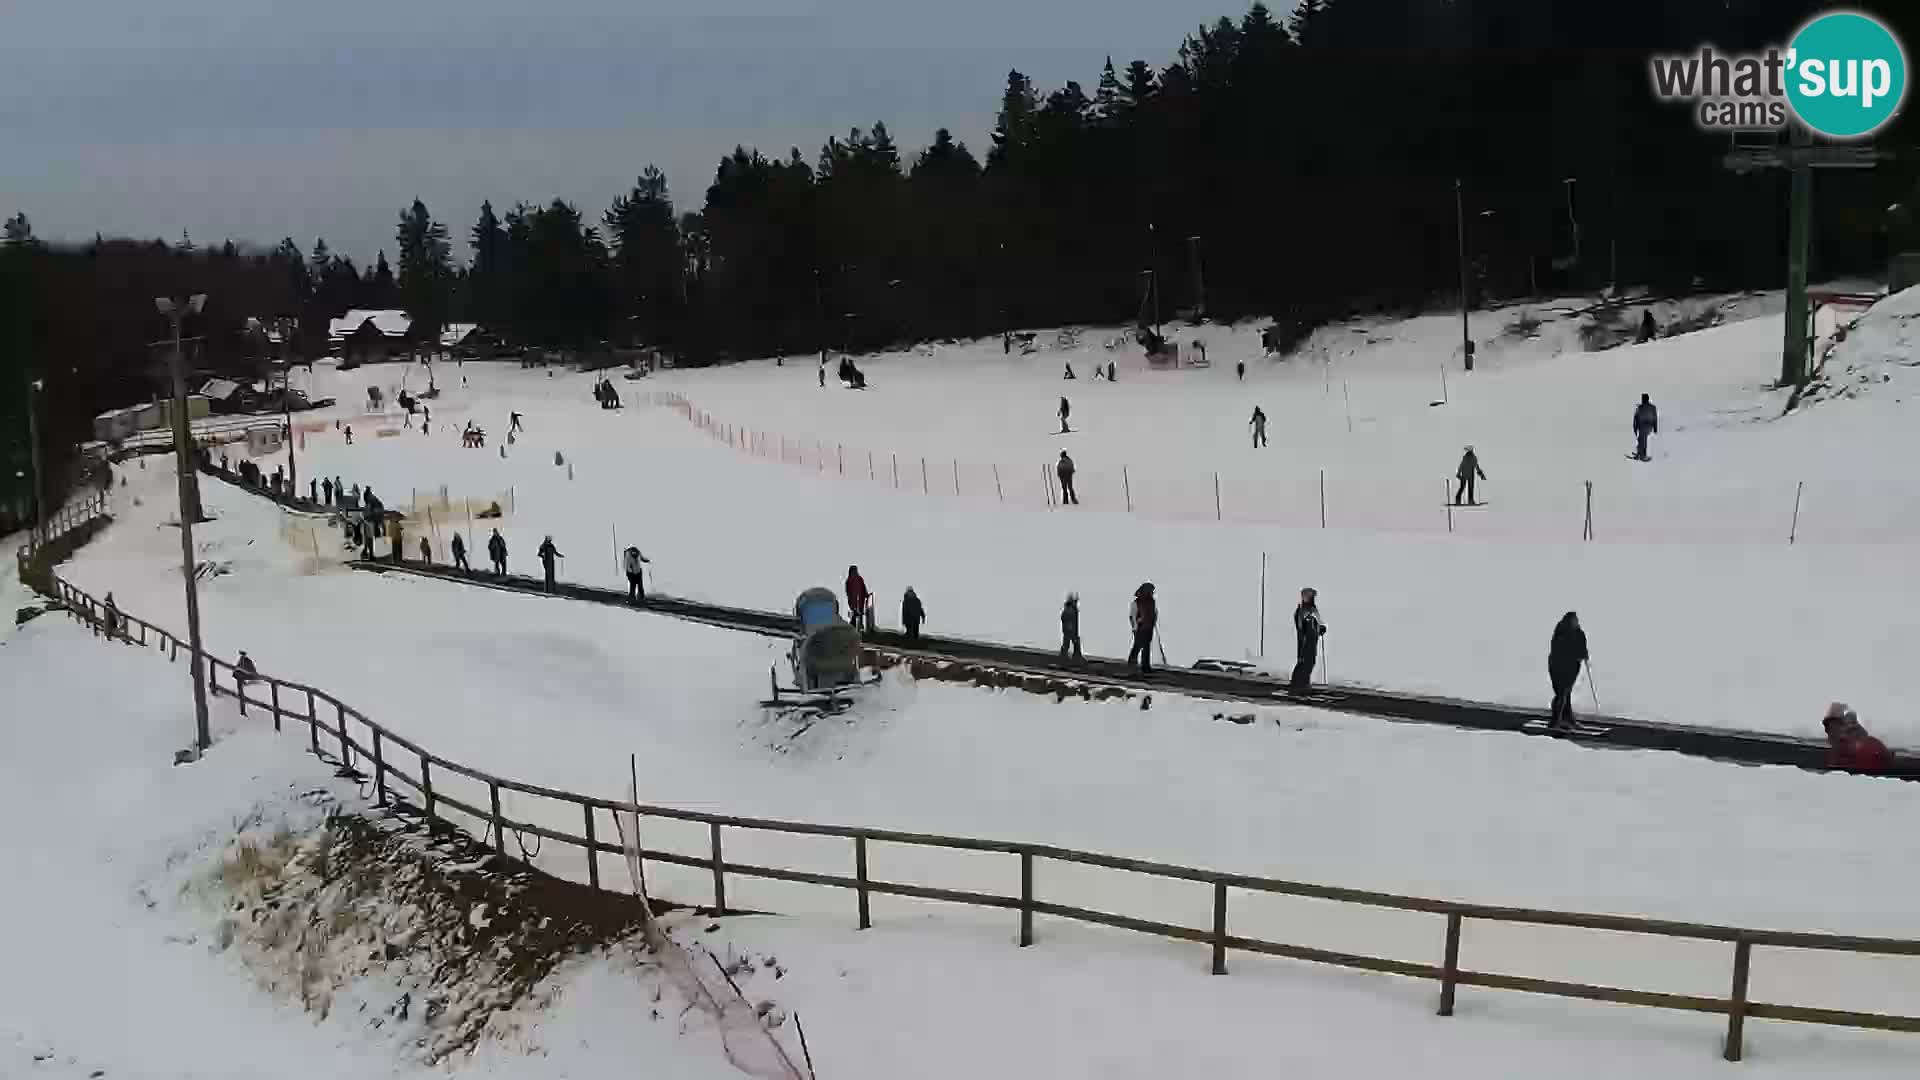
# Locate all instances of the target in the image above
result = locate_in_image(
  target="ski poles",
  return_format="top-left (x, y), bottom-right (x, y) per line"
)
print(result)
top-left (1585, 661), bottom-right (1602, 712)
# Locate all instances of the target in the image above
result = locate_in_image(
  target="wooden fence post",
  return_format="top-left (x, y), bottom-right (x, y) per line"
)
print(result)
top-left (490, 781), bottom-right (505, 855)
top-left (855, 835), bottom-right (872, 930)
top-left (892, 454), bottom-right (898, 489)
top-left (1724, 939), bottom-right (1752, 1061)
top-left (583, 804), bottom-right (600, 889)
top-left (1211, 881), bottom-right (1229, 974)
top-left (1019, 852), bottom-right (1035, 947)
top-left (335, 702), bottom-right (350, 766)
top-left (1789, 481), bottom-right (1804, 545)
top-left (1123, 467), bottom-right (1132, 512)
top-left (1438, 913), bottom-right (1463, 1016)
top-left (921, 457), bottom-right (929, 495)
top-left (710, 822), bottom-right (727, 913)
top-left (421, 756), bottom-right (435, 820)
top-left (372, 729), bottom-right (387, 805)
top-left (994, 464), bottom-right (1003, 502)
top-left (1214, 472), bottom-right (1222, 521)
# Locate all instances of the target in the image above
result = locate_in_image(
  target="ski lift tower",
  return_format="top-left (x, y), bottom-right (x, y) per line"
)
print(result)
top-left (1723, 126), bottom-right (1885, 387)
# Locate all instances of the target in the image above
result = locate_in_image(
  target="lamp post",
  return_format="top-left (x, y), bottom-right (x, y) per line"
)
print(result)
top-left (1455, 179), bottom-right (1473, 372)
top-left (25, 375), bottom-right (44, 539)
top-left (155, 293), bottom-right (212, 755)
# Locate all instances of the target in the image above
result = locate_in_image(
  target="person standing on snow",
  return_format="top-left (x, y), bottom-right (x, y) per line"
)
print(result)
top-left (537, 536), bottom-right (563, 591)
top-left (1058, 396), bottom-right (1072, 434)
top-left (1237, 359), bottom-right (1246, 382)
top-left (1822, 703), bottom-right (1893, 774)
top-left (1060, 593), bottom-right (1083, 662)
top-left (623, 545), bottom-right (651, 603)
top-left (901, 587), bottom-right (925, 644)
top-left (1548, 611), bottom-right (1588, 731)
top-left (309, 479), bottom-right (318, 504)
top-left (510, 411), bottom-right (524, 434)
top-left (450, 532), bottom-right (469, 571)
top-left (487, 528), bottom-right (508, 576)
top-left (103, 593), bottom-right (120, 640)
top-left (844, 565), bottom-right (872, 632)
top-left (1250, 407), bottom-right (1269, 448)
top-left (1127, 583), bottom-right (1158, 674)
top-left (1056, 451), bottom-right (1079, 505)
top-left (1290, 587), bottom-right (1326, 691)
top-left (818, 358), bottom-right (826, 388)
top-left (1632, 394), bottom-right (1658, 461)
top-left (1454, 446), bottom-right (1486, 506)
top-left (418, 537), bottom-right (432, 564)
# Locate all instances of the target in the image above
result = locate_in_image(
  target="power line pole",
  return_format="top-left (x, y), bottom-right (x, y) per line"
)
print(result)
top-left (25, 373), bottom-right (45, 538)
top-left (1187, 235), bottom-right (1205, 321)
top-left (1783, 124), bottom-right (1814, 387)
top-left (1455, 178), bottom-right (1473, 372)
top-left (158, 294), bottom-right (213, 755)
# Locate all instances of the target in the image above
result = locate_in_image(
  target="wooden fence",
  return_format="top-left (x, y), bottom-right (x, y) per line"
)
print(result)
top-left (29, 506), bottom-right (1920, 1063)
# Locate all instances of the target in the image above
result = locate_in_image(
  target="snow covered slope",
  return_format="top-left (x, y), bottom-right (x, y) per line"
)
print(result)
top-left (209, 303), bottom-right (1920, 744)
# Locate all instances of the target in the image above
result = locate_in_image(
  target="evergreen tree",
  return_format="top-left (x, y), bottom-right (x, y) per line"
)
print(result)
top-left (988, 71), bottom-right (1041, 167)
top-left (396, 198), bottom-right (453, 340)
top-left (1093, 57), bottom-right (1124, 124)
top-left (469, 201), bottom-right (507, 326)
top-left (603, 166), bottom-right (683, 345)
top-left (370, 250), bottom-right (397, 307)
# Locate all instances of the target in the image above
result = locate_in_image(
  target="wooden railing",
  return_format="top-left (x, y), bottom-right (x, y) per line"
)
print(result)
top-left (17, 490), bottom-right (108, 561)
top-left (30, 504), bottom-right (1920, 1064)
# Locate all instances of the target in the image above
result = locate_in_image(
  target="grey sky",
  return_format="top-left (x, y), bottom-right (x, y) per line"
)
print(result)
top-left (3, 0), bottom-right (1248, 265)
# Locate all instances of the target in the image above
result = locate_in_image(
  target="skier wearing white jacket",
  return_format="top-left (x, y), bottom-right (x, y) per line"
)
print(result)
top-left (623, 545), bottom-right (651, 603)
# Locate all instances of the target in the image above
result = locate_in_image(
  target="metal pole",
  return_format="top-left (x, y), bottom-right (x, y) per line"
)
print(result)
top-left (1783, 126), bottom-right (1813, 387)
top-left (26, 375), bottom-right (46, 538)
top-left (1455, 178), bottom-right (1473, 372)
top-left (166, 304), bottom-right (212, 753)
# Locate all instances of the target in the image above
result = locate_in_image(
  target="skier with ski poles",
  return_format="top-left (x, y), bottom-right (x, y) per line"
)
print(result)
top-left (623, 545), bottom-right (651, 603)
top-left (487, 528), bottom-right (508, 575)
top-left (1290, 587), bottom-right (1326, 691)
top-left (1250, 406), bottom-right (1269, 448)
top-left (901, 587), bottom-right (926, 645)
top-left (537, 536), bottom-right (564, 592)
top-left (1548, 611), bottom-right (1588, 731)
top-left (1454, 446), bottom-right (1486, 506)
top-left (450, 532), bottom-right (469, 571)
top-left (1127, 583), bottom-right (1157, 675)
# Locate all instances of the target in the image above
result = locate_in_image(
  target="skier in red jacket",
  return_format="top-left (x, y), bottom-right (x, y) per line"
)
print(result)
top-left (1823, 703), bottom-right (1893, 774)
top-left (845, 565), bottom-right (872, 632)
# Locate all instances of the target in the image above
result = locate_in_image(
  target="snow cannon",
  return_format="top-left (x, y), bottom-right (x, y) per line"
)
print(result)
top-left (763, 587), bottom-right (877, 717)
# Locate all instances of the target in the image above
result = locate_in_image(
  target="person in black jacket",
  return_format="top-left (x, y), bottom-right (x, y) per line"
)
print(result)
top-left (1548, 611), bottom-right (1589, 731)
top-left (537, 535), bottom-right (563, 591)
top-left (901, 587), bottom-right (925, 644)
top-left (487, 528), bottom-right (508, 575)
top-left (1127, 583), bottom-right (1157, 673)
top-left (451, 532), bottom-right (469, 571)
top-left (1290, 588), bottom-right (1326, 691)
top-left (1632, 394), bottom-right (1658, 461)
top-left (1056, 451), bottom-right (1079, 505)
top-left (1454, 446), bottom-right (1486, 506)
top-left (1060, 593), bottom-right (1082, 661)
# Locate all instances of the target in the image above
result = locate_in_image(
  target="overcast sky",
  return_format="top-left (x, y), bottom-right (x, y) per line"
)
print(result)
top-left (2, 0), bottom-right (1246, 265)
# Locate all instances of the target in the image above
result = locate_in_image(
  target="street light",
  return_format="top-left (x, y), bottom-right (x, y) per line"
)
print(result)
top-left (155, 292), bottom-right (212, 756)
top-left (25, 375), bottom-right (44, 539)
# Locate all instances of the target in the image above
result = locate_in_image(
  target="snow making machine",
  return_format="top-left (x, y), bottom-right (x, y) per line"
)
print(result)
top-left (762, 587), bottom-right (878, 716)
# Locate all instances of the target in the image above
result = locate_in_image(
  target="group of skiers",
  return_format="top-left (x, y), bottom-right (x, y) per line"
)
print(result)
top-left (593, 378), bottom-right (623, 409)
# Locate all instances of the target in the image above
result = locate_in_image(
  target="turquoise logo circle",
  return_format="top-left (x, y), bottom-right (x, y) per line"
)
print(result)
top-left (1786, 11), bottom-right (1907, 139)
